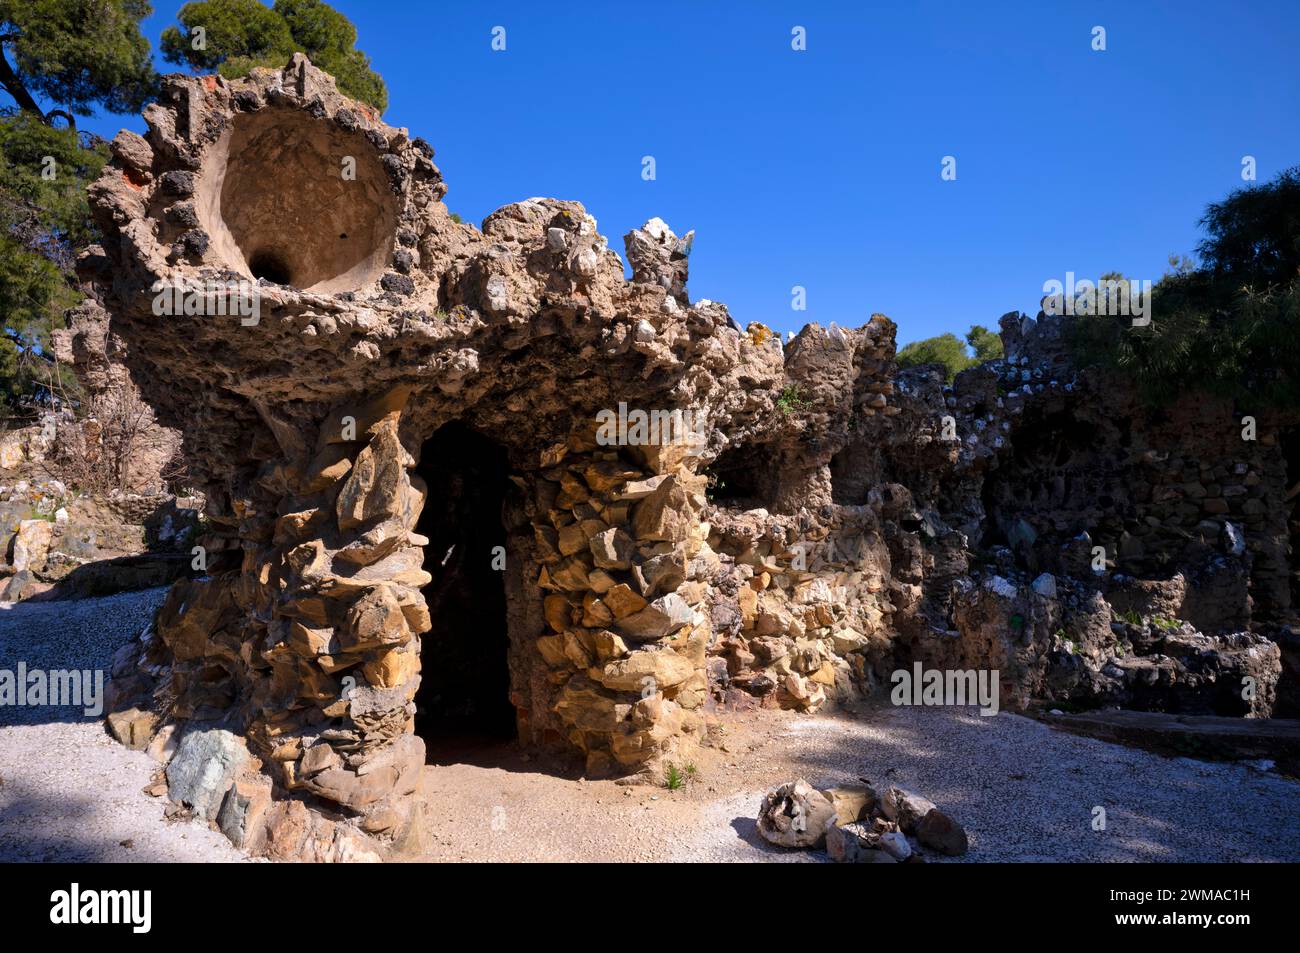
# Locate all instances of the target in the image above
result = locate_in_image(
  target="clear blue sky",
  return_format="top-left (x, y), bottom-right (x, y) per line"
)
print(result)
top-left (75, 1), bottom-right (1300, 346)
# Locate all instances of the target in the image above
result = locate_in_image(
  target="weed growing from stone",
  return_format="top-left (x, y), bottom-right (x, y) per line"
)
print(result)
top-left (776, 384), bottom-right (809, 415)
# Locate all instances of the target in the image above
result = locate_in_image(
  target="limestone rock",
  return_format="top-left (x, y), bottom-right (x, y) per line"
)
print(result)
top-left (617, 592), bottom-right (693, 641)
top-left (595, 647), bottom-right (694, 692)
top-left (10, 519), bottom-right (54, 573)
top-left (166, 728), bottom-right (248, 821)
top-left (879, 830), bottom-right (913, 861)
top-left (880, 786), bottom-right (937, 834)
top-left (757, 778), bottom-right (836, 849)
top-left (106, 707), bottom-right (159, 750)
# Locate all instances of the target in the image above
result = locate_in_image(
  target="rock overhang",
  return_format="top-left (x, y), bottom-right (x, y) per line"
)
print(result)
top-left (84, 54), bottom-right (905, 484)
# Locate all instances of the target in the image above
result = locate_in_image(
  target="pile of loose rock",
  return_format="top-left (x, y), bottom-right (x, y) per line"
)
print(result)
top-left (0, 485), bottom-right (200, 602)
top-left (757, 778), bottom-right (968, 863)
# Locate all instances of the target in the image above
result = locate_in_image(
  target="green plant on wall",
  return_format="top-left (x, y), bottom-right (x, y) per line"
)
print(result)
top-left (776, 384), bottom-right (810, 415)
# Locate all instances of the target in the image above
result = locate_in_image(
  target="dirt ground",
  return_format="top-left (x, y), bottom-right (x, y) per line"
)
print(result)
top-left (400, 703), bottom-right (1300, 863)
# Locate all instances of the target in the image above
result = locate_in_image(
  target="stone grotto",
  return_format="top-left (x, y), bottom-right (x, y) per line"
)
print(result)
top-left (74, 56), bottom-right (1295, 860)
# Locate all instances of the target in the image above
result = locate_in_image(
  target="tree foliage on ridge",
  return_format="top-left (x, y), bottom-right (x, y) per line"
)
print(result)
top-left (161, 0), bottom-right (387, 111)
top-left (1068, 167), bottom-right (1300, 407)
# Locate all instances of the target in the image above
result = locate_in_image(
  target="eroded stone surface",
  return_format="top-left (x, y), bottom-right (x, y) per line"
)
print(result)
top-left (82, 56), bottom-right (1295, 861)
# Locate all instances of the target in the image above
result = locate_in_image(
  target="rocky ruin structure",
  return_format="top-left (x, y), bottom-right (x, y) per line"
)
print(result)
top-left (79, 57), bottom-right (1294, 859)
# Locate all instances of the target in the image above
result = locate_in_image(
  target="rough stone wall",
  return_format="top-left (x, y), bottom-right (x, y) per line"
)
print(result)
top-left (698, 309), bottom-right (1287, 720)
top-left (83, 56), bottom-right (812, 839)
top-left (85, 57), bottom-right (1292, 856)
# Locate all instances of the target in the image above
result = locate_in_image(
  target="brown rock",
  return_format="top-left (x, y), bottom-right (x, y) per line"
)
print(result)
top-left (363, 645), bottom-right (419, 688)
top-left (820, 784), bottom-right (877, 825)
top-left (615, 475), bottom-right (669, 501)
top-left (592, 629), bottom-right (628, 661)
top-left (337, 419), bottom-right (410, 531)
top-left (344, 586), bottom-right (410, 650)
top-left (595, 647), bottom-right (694, 692)
top-left (327, 385), bottom-right (413, 444)
top-left (825, 821), bottom-right (894, 863)
top-left (301, 443), bottom-right (354, 492)
top-left (546, 556), bottom-right (592, 592)
top-left (631, 474), bottom-right (694, 542)
top-left (155, 576), bottom-right (238, 662)
top-left (536, 634), bottom-right (569, 668)
top-left (544, 594), bottom-right (574, 632)
top-left (557, 521), bottom-right (588, 556)
top-left (590, 526), bottom-right (634, 569)
top-left (107, 707), bottom-right (159, 750)
top-left (300, 741), bottom-right (343, 777)
top-left (303, 734), bottom-right (423, 810)
top-left (917, 808), bottom-right (969, 856)
top-left (617, 592), bottom-right (694, 641)
top-left (604, 583), bottom-right (648, 619)
top-left (581, 593), bottom-right (614, 627)
top-left (583, 460), bottom-right (643, 494)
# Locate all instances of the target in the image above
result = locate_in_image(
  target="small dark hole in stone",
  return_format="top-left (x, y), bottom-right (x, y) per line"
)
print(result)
top-left (249, 249), bottom-right (293, 285)
top-left (339, 233), bottom-right (348, 239)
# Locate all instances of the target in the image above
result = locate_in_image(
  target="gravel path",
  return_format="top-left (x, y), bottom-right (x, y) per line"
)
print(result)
top-left (674, 707), bottom-right (1300, 863)
top-left (0, 588), bottom-right (246, 862)
top-left (407, 706), bottom-right (1300, 863)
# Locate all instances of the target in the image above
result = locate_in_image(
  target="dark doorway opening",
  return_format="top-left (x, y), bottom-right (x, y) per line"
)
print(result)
top-left (413, 422), bottom-right (516, 759)
top-left (703, 443), bottom-right (774, 508)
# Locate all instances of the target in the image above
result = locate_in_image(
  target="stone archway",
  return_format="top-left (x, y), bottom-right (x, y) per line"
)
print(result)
top-left (411, 422), bottom-right (515, 754)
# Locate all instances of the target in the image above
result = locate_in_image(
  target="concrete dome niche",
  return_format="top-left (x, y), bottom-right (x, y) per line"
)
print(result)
top-left (197, 107), bottom-right (398, 293)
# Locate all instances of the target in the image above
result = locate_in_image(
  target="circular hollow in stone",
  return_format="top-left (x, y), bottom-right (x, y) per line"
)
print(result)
top-left (196, 108), bottom-right (399, 293)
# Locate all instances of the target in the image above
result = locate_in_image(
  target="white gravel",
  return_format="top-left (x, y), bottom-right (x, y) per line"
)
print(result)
top-left (671, 707), bottom-right (1300, 863)
top-left (0, 588), bottom-right (246, 862)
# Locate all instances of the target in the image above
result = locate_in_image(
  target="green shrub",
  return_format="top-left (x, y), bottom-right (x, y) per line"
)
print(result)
top-left (896, 324), bottom-right (1004, 381)
top-left (1067, 167), bottom-right (1300, 408)
top-left (776, 384), bottom-right (810, 415)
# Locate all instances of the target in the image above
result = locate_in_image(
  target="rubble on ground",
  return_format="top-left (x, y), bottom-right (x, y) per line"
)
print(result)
top-left (757, 777), bottom-right (969, 861)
